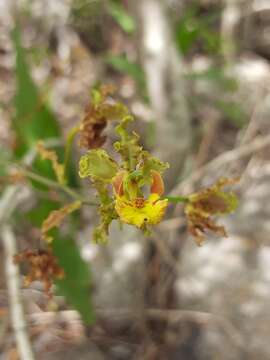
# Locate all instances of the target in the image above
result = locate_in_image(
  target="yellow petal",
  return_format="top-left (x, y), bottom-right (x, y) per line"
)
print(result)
top-left (115, 193), bottom-right (168, 228)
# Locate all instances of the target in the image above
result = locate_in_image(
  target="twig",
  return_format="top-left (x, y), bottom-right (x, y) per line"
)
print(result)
top-left (0, 149), bottom-right (40, 359)
top-left (150, 232), bottom-right (181, 273)
top-left (19, 167), bottom-right (97, 206)
top-left (0, 186), bottom-right (23, 226)
top-left (195, 115), bottom-right (220, 168)
top-left (134, 0), bottom-right (191, 189)
top-left (2, 225), bottom-right (35, 360)
top-left (0, 148), bottom-right (36, 224)
top-left (221, 0), bottom-right (240, 66)
top-left (170, 133), bottom-right (270, 196)
top-left (0, 141), bottom-right (97, 358)
top-left (27, 308), bottom-right (244, 350)
top-left (0, 158), bottom-right (98, 206)
top-left (235, 90), bottom-right (268, 148)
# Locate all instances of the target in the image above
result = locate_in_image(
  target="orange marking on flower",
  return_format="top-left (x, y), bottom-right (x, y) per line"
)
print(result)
top-left (150, 170), bottom-right (165, 196)
top-left (112, 171), bottom-right (126, 196)
top-left (134, 197), bottom-right (145, 208)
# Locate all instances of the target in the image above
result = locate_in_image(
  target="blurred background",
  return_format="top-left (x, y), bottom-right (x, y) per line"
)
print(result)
top-left (1, 0), bottom-right (270, 359)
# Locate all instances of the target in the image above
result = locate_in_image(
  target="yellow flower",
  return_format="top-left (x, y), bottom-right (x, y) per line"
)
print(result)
top-left (115, 193), bottom-right (168, 228)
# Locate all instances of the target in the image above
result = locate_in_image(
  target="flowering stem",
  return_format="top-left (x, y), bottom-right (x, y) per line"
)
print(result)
top-left (165, 195), bottom-right (189, 204)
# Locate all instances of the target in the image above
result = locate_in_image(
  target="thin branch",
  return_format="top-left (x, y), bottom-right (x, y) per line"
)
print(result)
top-left (0, 158), bottom-right (98, 206)
top-left (170, 133), bottom-right (270, 196)
top-left (27, 308), bottom-right (244, 350)
top-left (221, 0), bottom-right (238, 65)
top-left (0, 148), bottom-right (36, 225)
top-left (0, 186), bottom-right (22, 226)
top-left (0, 149), bottom-right (40, 359)
top-left (150, 232), bottom-right (181, 273)
top-left (20, 167), bottom-right (97, 206)
top-left (2, 225), bottom-right (35, 360)
top-left (134, 0), bottom-right (191, 189)
top-left (0, 143), bottom-right (96, 358)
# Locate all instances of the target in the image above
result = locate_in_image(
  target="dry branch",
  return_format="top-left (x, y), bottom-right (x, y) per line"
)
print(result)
top-left (170, 133), bottom-right (270, 196)
top-left (0, 150), bottom-right (37, 360)
top-left (2, 225), bottom-right (35, 360)
top-left (27, 308), bottom-right (244, 350)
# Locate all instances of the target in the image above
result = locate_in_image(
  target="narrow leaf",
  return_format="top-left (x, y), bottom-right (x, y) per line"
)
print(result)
top-left (52, 237), bottom-right (95, 325)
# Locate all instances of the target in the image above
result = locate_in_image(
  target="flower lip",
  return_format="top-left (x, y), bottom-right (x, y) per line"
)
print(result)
top-left (115, 193), bottom-right (168, 229)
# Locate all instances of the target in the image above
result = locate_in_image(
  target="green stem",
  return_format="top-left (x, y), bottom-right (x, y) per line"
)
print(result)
top-left (0, 158), bottom-right (98, 206)
top-left (165, 195), bottom-right (189, 204)
top-left (25, 169), bottom-right (97, 205)
top-left (64, 125), bottom-right (80, 181)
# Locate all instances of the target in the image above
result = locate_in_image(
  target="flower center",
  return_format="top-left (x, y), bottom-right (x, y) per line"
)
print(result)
top-left (134, 197), bottom-right (145, 208)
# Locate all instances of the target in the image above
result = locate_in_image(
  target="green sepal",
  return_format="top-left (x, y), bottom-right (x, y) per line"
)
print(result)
top-left (137, 152), bottom-right (169, 187)
top-left (79, 149), bottom-right (118, 182)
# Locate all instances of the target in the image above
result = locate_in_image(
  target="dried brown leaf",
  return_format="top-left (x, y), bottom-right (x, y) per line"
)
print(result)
top-left (14, 249), bottom-right (64, 296)
top-left (41, 201), bottom-right (82, 242)
top-left (36, 141), bottom-right (65, 184)
top-left (185, 177), bottom-right (239, 245)
top-left (79, 85), bottom-right (129, 149)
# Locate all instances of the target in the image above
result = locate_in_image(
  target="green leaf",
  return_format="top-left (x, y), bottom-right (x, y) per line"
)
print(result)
top-left (108, 2), bottom-right (136, 34)
top-left (175, 20), bottom-right (199, 54)
top-left (27, 199), bottom-right (60, 227)
top-left (51, 236), bottom-right (95, 326)
top-left (12, 28), bottom-right (78, 188)
top-left (12, 27), bottom-right (60, 187)
top-left (187, 66), bottom-right (238, 92)
top-left (200, 28), bottom-right (221, 54)
top-left (12, 28), bottom-right (60, 157)
top-left (106, 54), bottom-right (146, 91)
top-left (175, 5), bottom-right (200, 54)
top-left (0, 147), bottom-right (11, 179)
top-left (216, 100), bottom-right (247, 128)
top-left (175, 6), bottom-right (221, 55)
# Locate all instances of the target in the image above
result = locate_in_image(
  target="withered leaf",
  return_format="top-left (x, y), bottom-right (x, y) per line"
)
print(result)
top-left (79, 85), bottom-right (129, 149)
top-left (14, 248), bottom-right (64, 296)
top-left (36, 141), bottom-right (65, 185)
top-left (185, 177), bottom-right (239, 246)
top-left (41, 200), bottom-right (82, 242)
